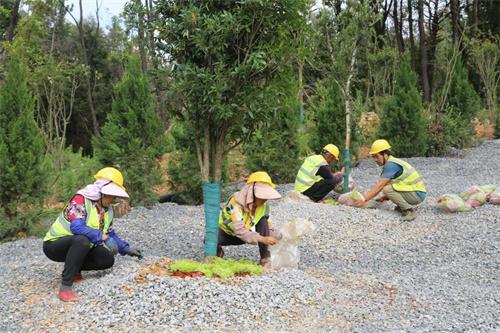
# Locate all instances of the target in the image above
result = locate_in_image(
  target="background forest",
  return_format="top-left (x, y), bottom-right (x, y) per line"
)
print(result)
top-left (0, 0), bottom-right (499, 240)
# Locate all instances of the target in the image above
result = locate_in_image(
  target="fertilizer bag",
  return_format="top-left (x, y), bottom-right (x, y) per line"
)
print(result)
top-left (437, 194), bottom-right (472, 212)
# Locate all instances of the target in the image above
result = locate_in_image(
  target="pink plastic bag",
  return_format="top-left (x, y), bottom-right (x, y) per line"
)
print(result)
top-left (489, 189), bottom-right (500, 205)
top-left (460, 186), bottom-right (487, 208)
top-left (437, 194), bottom-right (472, 212)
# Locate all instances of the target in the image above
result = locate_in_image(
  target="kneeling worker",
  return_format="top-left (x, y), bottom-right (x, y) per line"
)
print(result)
top-left (218, 172), bottom-right (282, 267)
top-left (294, 144), bottom-right (344, 202)
top-left (356, 139), bottom-right (426, 221)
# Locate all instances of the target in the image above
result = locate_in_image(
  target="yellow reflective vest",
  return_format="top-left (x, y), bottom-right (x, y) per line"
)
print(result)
top-left (294, 154), bottom-right (329, 193)
top-left (218, 196), bottom-right (269, 237)
top-left (387, 156), bottom-right (426, 192)
top-left (43, 197), bottom-right (113, 242)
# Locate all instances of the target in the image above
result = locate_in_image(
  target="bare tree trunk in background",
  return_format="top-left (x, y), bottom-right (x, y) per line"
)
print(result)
top-left (5, 0), bottom-right (21, 42)
top-left (427, 0), bottom-right (442, 98)
top-left (408, 0), bottom-right (417, 71)
top-left (136, 0), bottom-right (148, 73)
top-left (418, 0), bottom-right (430, 102)
top-left (393, 0), bottom-right (404, 53)
top-left (450, 0), bottom-right (461, 45)
top-left (371, 0), bottom-right (394, 47)
top-left (64, 0), bottom-right (100, 137)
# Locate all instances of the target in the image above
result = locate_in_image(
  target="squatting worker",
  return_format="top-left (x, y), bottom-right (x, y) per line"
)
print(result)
top-left (294, 144), bottom-right (344, 202)
top-left (43, 167), bottom-right (142, 302)
top-left (218, 171), bottom-right (282, 267)
top-left (356, 139), bottom-right (426, 221)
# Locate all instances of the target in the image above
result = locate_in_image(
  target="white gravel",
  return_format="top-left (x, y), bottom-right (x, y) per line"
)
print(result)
top-left (0, 140), bottom-right (499, 332)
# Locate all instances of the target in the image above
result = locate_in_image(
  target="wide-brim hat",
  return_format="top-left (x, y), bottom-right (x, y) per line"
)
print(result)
top-left (101, 181), bottom-right (130, 199)
top-left (253, 182), bottom-right (281, 200)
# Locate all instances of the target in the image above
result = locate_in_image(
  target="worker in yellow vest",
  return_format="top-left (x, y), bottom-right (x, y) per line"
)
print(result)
top-left (218, 171), bottom-right (282, 267)
top-left (356, 139), bottom-right (426, 221)
top-left (42, 167), bottom-right (142, 302)
top-left (294, 144), bottom-right (344, 202)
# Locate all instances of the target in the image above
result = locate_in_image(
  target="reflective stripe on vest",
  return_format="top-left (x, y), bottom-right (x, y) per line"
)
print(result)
top-left (43, 197), bottom-right (112, 242)
top-left (294, 155), bottom-right (328, 193)
top-left (218, 197), bottom-right (270, 237)
top-left (387, 156), bottom-right (426, 192)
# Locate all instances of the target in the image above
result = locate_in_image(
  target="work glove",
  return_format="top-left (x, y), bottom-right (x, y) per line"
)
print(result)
top-left (125, 247), bottom-right (143, 259)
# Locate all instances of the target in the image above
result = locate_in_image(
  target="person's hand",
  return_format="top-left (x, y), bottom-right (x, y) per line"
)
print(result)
top-left (101, 234), bottom-right (108, 241)
top-left (260, 236), bottom-right (278, 245)
top-left (375, 194), bottom-right (388, 202)
top-left (113, 202), bottom-right (131, 218)
top-left (126, 248), bottom-right (143, 259)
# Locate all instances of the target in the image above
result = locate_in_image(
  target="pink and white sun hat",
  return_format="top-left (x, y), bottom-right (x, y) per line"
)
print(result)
top-left (100, 181), bottom-right (129, 199)
top-left (253, 182), bottom-right (281, 200)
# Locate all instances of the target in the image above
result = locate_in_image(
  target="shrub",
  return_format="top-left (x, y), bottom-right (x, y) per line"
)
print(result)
top-left (378, 52), bottom-right (427, 157)
top-left (93, 56), bottom-right (166, 206)
top-left (0, 56), bottom-right (48, 220)
top-left (308, 77), bottom-right (361, 162)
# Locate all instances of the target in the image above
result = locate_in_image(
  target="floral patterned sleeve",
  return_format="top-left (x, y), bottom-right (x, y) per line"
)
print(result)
top-left (63, 194), bottom-right (87, 222)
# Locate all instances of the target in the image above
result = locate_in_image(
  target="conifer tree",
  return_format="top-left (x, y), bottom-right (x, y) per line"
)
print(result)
top-left (93, 57), bottom-right (166, 205)
top-left (447, 57), bottom-right (481, 138)
top-left (378, 52), bottom-right (427, 157)
top-left (308, 78), bottom-right (360, 161)
top-left (0, 57), bottom-right (47, 220)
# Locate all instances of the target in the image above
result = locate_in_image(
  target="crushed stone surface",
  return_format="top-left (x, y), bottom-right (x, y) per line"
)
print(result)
top-left (0, 140), bottom-right (499, 332)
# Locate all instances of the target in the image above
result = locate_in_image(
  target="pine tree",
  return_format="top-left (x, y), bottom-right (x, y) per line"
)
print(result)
top-left (446, 57), bottom-right (481, 139)
top-left (93, 57), bottom-right (166, 205)
top-left (378, 52), bottom-right (427, 157)
top-left (308, 78), bottom-right (360, 161)
top-left (0, 57), bottom-right (47, 220)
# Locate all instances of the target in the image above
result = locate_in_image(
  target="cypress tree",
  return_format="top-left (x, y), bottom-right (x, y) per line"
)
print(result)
top-left (378, 52), bottom-right (427, 157)
top-left (0, 57), bottom-right (47, 220)
top-left (93, 57), bottom-right (166, 205)
top-left (447, 57), bottom-right (481, 139)
top-left (308, 78), bottom-right (360, 161)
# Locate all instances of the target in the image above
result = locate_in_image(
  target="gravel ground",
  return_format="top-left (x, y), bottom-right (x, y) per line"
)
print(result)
top-left (0, 140), bottom-right (499, 333)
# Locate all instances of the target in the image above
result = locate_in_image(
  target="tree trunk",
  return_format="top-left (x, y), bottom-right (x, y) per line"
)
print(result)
top-left (393, 0), bottom-right (404, 53)
top-left (427, 0), bottom-right (441, 98)
top-left (450, 0), bottom-right (461, 45)
top-left (136, 0), bottom-right (148, 73)
top-left (408, 0), bottom-right (417, 71)
top-left (417, 0), bottom-right (430, 102)
top-left (5, 0), bottom-right (21, 42)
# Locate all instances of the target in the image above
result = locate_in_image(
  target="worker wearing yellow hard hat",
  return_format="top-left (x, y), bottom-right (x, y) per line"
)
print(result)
top-left (42, 167), bottom-right (142, 302)
top-left (356, 139), bottom-right (426, 221)
top-left (218, 171), bottom-right (282, 267)
top-left (294, 144), bottom-right (344, 202)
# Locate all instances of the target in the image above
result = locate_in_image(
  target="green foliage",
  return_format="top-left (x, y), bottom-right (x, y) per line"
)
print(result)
top-left (447, 57), bottom-right (481, 123)
top-left (426, 109), bottom-right (477, 156)
top-left (53, 147), bottom-right (102, 201)
top-left (169, 257), bottom-right (264, 279)
top-left (307, 78), bottom-right (360, 162)
top-left (93, 56), bottom-right (166, 206)
top-left (0, 56), bottom-right (48, 219)
top-left (157, 0), bottom-right (310, 182)
top-left (378, 53), bottom-right (427, 157)
top-left (243, 68), bottom-right (301, 183)
top-left (165, 120), bottom-right (203, 204)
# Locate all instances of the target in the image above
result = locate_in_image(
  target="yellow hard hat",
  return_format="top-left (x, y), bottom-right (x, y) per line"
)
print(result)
top-left (246, 171), bottom-right (276, 189)
top-left (323, 144), bottom-right (339, 160)
top-left (94, 167), bottom-right (126, 190)
top-left (369, 139), bottom-right (391, 155)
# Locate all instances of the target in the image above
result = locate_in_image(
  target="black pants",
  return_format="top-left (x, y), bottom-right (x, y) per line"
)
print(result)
top-left (43, 235), bottom-right (115, 287)
top-left (302, 178), bottom-right (337, 202)
top-left (217, 217), bottom-right (270, 260)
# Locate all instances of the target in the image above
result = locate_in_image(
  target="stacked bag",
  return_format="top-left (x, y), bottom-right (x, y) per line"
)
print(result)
top-left (437, 185), bottom-right (498, 213)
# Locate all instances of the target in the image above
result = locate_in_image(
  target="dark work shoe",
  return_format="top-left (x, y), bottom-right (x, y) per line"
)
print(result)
top-left (401, 208), bottom-right (417, 221)
top-left (394, 206), bottom-right (402, 213)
